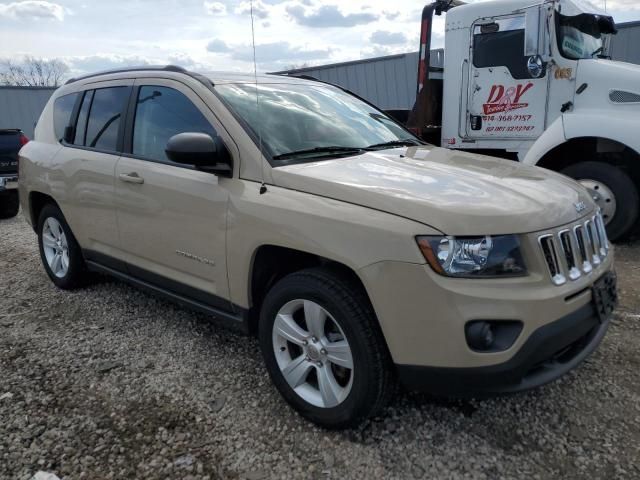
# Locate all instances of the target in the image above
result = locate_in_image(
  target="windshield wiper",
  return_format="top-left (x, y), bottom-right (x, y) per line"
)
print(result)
top-left (591, 46), bottom-right (604, 57)
top-left (364, 139), bottom-right (421, 150)
top-left (272, 146), bottom-right (364, 160)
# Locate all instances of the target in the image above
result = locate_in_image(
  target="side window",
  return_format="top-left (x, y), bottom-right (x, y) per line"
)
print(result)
top-left (132, 86), bottom-right (217, 162)
top-left (53, 93), bottom-right (80, 141)
top-left (73, 90), bottom-right (94, 146)
top-left (473, 17), bottom-right (536, 80)
top-left (85, 86), bottom-right (129, 151)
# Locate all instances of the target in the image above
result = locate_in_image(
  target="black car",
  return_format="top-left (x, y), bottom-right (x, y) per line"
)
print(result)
top-left (0, 129), bottom-right (28, 218)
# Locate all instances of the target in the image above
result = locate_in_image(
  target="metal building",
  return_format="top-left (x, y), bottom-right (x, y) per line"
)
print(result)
top-left (0, 86), bottom-right (56, 138)
top-left (273, 50), bottom-right (444, 112)
top-left (610, 21), bottom-right (640, 65)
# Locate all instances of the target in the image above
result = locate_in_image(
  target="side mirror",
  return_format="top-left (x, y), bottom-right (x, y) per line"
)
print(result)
top-left (165, 132), bottom-right (232, 177)
top-left (524, 8), bottom-right (541, 57)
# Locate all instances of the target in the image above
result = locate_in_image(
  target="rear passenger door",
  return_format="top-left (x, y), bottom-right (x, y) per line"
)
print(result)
top-left (114, 79), bottom-right (233, 310)
top-left (56, 80), bottom-right (132, 261)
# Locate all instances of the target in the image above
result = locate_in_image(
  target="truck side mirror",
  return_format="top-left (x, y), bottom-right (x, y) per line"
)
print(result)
top-left (524, 8), bottom-right (541, 57)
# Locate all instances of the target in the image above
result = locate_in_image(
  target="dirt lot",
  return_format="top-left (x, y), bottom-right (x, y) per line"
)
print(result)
top-left (1, 213), bottom-right (639, 480)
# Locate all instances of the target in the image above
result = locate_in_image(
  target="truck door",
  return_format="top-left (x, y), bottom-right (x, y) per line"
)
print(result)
top-left (466, 15), bottom-right (547, 140)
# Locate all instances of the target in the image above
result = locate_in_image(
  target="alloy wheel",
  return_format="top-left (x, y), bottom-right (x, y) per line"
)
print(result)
top-left (272, 299), bottom-right (354, 408)
top-left (42, 217), bottom-right (69, 278)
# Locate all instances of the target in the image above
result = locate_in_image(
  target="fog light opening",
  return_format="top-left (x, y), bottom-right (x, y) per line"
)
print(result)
top-left (466, 321), bottom-right (495, 351)
top-left (465, 320), bottom-right (523, 353)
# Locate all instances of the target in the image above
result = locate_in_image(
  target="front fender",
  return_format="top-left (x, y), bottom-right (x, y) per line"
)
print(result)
top-left (562, 111), bottom-right (640, 154)
top-left (522, 117), bottom-right (565, 166)
top-left (524, 111), bottom-right (640, 166)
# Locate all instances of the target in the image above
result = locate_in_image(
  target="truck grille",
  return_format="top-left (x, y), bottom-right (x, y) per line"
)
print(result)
top-left (539, 212), bottom-right (609, 286)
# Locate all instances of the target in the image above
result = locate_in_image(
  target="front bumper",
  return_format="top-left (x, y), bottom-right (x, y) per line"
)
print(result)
top-left (396, 300), bottom-right (611, 396)
top-left (0, 175), bottom-right (18, 191)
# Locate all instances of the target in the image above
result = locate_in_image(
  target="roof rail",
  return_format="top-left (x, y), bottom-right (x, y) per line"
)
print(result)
top-left (64, 65), bottom-right (193, 85)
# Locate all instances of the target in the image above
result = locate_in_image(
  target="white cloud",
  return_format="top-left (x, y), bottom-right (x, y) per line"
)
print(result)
top-left (370, 30), bottom-right (407, 45)
top-left (63, 54), bottom-right (152, 75)
top-left (236, 0), bottom-right (270, 19)
top-left (0, 1), bottom-right (64, 21)
top-left (204, 1), bottom-right (226, 15)
top-left (206, 38), bottom-right (231, 53)
top-left (286, 4), bottom-right (378, 28)
top-left (606, 0), bottom-right (640, 10)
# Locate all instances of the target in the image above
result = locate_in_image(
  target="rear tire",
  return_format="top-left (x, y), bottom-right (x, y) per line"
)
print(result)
top-left (258, 268), bottom-right (395, 429)
top-left (562, 161), bottom-right (639, 241)
top-left (0, 190), bottom-right (19, 219)
top-left (37, 204), bottom-right (92, 290)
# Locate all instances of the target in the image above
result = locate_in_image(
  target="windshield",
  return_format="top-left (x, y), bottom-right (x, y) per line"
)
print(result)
top-left (215, 82), bottom-right (417, 162)
top-left (557, 12), bottom-right (615, 60)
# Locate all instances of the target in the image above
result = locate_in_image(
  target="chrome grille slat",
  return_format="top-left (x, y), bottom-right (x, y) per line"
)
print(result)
top-left (539, 211), bottom-right (609, 286)
top-left (539, 235), bottom-right (566, 285)
top-left (585, 219), bottom-right (601, 265)
top-left (559, 230), bottom-right (581, 281)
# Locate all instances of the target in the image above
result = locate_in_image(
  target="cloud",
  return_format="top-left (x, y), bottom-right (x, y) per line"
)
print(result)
top-left (231, 41), bottom-right (332, 66)
top-left (64, 54), bottom-right (152, 75)
top-left (370, 30), bottom-right (407, 45)
top-left (383, 11), bottom-right (400, 20)
top-left (204, 1), bottom-right (226, 15)
top-left (606, 0), bottom-right (640, 9)
top-left (167, 53), bottom-right (198, 69)
top-left (206, 38), bottom-right (231, 53)
top-left (236, 0), bottom-right (269, 19)
top-left (286, 4), bottom-right (378, 28)
top-left (0, 1), bottom-right (64, 21)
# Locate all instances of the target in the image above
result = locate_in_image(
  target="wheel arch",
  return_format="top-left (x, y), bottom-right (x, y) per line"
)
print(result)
top-left (28, 191), bottom-right (61, 231)
top-left (247, 244), bottom-right (378, 337)
top-left (534, 136), bottom-right (640, 182)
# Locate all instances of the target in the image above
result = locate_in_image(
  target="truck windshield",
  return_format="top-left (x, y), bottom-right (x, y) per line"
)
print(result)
top-left (557, 13), bottom-right (615, 60)
top-left (215, 82), bottom-right (417, 163)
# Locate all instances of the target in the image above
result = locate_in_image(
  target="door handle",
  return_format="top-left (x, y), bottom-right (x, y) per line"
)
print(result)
top-left (119, 172), bottom-right (144, 184)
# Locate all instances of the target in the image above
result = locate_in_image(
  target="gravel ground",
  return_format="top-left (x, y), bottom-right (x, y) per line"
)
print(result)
top-left (1, 213), bottom-right (639, 480)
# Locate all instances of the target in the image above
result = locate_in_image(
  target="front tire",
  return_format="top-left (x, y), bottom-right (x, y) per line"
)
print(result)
top-left (562, 161), bottom-right (639, 241)
top-left (37, 204), bottom-right (91, 290)
top-left (0, 190), bottom-right (19, 219)
top-left (259, 268), bottom-right (395, 429)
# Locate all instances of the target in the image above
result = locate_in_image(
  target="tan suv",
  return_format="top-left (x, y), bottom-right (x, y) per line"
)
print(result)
top-left (18, 66), bottom-right (617, 428)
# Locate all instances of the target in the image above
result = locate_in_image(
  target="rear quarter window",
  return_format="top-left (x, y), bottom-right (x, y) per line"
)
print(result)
top-left (53, 93), bottom-right (80, 142)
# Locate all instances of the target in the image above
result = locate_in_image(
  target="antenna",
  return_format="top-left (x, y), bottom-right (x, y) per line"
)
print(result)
top-left (250, 0), bottom-right (267, 195)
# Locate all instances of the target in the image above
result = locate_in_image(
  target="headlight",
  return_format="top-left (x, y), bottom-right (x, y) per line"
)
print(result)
top-left (416, 235), bottom-right (527, 277)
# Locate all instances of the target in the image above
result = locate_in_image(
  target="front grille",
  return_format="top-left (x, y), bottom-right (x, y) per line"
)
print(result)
top-left (539, 211), bottom-right (609, 286)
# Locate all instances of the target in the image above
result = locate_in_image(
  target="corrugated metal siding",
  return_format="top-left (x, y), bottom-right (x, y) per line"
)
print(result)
top-left (610, 21), bottom-right (640, 65)
top-left (0, 87), bottom-right (56, 138)
top-left (274, 50), bottom-right (444, 111)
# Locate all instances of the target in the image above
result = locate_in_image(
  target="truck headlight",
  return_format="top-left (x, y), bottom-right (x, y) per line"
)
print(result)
top-left (416, 235), bottom-right (527, 277)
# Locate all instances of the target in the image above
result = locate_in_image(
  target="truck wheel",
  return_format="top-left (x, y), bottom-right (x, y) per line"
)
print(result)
top-left (37, 204), bottom-right (91, 290)
top-left (562, 161), bottom-right (639, 241)
top-left (259, 268), bottom-right (395, 429)
top-left (0, 190), bottom-right (19, 219)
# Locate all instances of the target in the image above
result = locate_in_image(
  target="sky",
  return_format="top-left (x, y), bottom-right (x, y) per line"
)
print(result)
top-left (0, 0), bottom-right (638, 77)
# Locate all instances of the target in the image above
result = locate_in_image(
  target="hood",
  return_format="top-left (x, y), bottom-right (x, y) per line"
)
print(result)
top-left (575, 59), bottom-right (640, 109)
top-left (272, 146), bottom-right (594, 235)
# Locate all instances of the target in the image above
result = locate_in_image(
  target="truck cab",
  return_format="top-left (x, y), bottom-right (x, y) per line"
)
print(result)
top-left (412, 0), bottom-right (639, 240)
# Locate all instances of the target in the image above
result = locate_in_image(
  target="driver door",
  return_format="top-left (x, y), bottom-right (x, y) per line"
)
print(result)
top-left (466, 14), bottom-right (548, 140)
top-left (114, 78), bottom-right (233, 309)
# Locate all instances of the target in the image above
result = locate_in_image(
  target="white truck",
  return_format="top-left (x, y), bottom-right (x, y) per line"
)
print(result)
top-left (407, 0), bottom-right (639, 240)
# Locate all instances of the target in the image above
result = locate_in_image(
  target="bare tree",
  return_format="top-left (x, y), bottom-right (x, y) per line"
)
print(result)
top-left (0, 56), bottom-right (68, 87)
